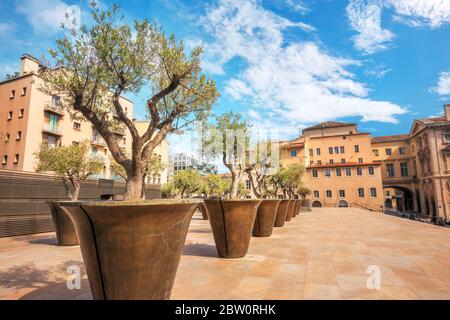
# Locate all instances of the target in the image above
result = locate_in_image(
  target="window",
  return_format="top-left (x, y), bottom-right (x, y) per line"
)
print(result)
top-left (345, 168), bottom-right (351, 176)
top-left (386, 191), bottom-right (391, 197)
top-left (329, 147), bottom-right (333, 154)
top-left (316, 148), bottom-right (321, 156)
top-left (444, 132), bottom-right (450, 142)
top-left (310, 161), bottom-right (314, 165)
top-left (73, 122), bottom-right (81, 130)
top-left (309, 149), bottom-right (313, 156)
top-left (368, 166), bottom-right (374, 175)
top-left (313, 190), bottom-right (320, 198)
top-left (10, 90), bottom-right (15, 99)
top-left (399, 147), bottom-right (406, 154)
top-left (354, 145), bottom-right (359, 153)
top-left (336, 168), bottom-right (342, 176)
top-left (340, 146), bottom-right (345, 153)
top-left (358, 158), bottom-right (363, 163)
top-left (245, 180), bottom-right (251, 190)
top-left (341, 158), bottom-right (346, 163)
top-left (370, 188), bottom-right (377, 198)
top-left (334, 146), bottom-right (339, 154)
top-left (356, 167), bottom-right (363, 176)
top-left (358, 188), bottom-right (365, 198)
top-left (385, 148), bottom-right (392, 155)
top-left (19, 109), bottom-right (24, 118)
top-left (326, 190), bottom-right (332, 198)
top-left (16, 131), bottom-right (22, 140)
top-left (339, 190), bottom-right (346, 198)
top-left (386, 163), bottom-right (395, 177)
top-left (317, 160), bottom-right (322, 164)
top-left (14, 154), bottom-right (19, 164)
top-left (2, 155), bottom-right (7, 165)
top-left (7, 111), bottom-right (13, 120)
top-left (324, 169), bottom-right (331, 177)
top-left (21, 87), bottom-right (27, 96)
top-left (400, 162), bottom-right (409, 177)
top-left (372, 149), bottom-right (379, 157)
top-left (312, 169), bottom-right (318, 178)
top-left (329, 159), bottom-right (334, 164)
top-left (290, 150), bottom-right (297, 157)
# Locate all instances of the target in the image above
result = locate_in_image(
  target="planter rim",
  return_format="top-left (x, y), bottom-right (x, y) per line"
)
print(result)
top-left (204, 199), bottom-right (261, 203)
top-left (57, 199), bottom-right (202, 207)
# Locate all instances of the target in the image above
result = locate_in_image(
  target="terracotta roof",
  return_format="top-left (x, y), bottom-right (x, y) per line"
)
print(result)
top-left (303, 121), bottom-right (355, 132)
top-left (371, 134), bottom-right (409, 143)
top-left (418, 116), bottom-right (449, 125)
top-left (307, 162), bottom-right (380, 169)
top-left (281, 142), bottom-right (304, 149)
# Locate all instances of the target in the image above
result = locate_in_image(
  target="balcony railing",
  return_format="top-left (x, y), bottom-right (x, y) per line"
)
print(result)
top-left (113, 126), bottom-right (126, 135)
top-left (44, 102), bottom-right (65, 116)
top-left (91, 136), bottom-right (106, 147)
top-left (42, 123), bottom-right (63, 136)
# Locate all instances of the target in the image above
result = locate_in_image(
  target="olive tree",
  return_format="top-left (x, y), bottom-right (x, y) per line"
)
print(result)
top-left (39, 2), bottom-right (218, 200)
top-left (35, 142), bottom-right (103, 200)
top-left (161, 182), bottom-right (179, 199)
top-left (173, 169), bottom-right (202, 198)
top-left (201, 174), bottom-right (228, 199)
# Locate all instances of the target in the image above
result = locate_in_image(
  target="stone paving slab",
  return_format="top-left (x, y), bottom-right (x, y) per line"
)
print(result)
top-left (1, 208), bottom-right (450, 300)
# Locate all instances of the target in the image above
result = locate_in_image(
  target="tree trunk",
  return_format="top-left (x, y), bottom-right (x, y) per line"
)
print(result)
top-left (230, 171), bottom-right (239, 199)
top-left (125, 171), bottom-right (144, 201)
top-left (71, 181), bottom-right (80, 201)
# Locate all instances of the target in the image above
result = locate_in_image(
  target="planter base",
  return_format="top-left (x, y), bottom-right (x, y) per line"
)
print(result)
top-left (204, 200), bottom-right (261, 259)
top-left (253, 200), bottom-right (281, 237)
top-left (285, 200), bottom-right (295, 222)
top-left (60, 200), bottom-right (200, 300)
top-left (274, 200), bottom-right (289, 227)
top-left (48, 202), bottom-right (78, 246)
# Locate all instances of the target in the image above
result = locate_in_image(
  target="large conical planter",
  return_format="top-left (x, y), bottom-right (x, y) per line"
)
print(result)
top-left (300, 199), bottom-right (312, 212)
top-left (252, 199), bottom-right (281, 237)
top-left (285, 200), bottom-right (295, 222)
top-left (59, 200), bottom-right (200, 300)
top-left (204, 199), bottom-right (261, 259)
top-left (274, 200), bottom-right (290, 227)
top-left (200, 203), bottom-right (208, 220)
top-left (47, 202), bottom-right (79, 246)
top-left (292, 200), bottom-right (300, 217)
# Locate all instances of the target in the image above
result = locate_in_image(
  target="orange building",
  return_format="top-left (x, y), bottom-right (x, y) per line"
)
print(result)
top-left (280, 121), bottom-right (384, 210)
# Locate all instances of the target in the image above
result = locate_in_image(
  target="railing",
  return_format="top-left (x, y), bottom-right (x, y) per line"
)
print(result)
top-left (113, 126), bottom-right (126, 135)
top-left (42, 123), bottom-right (63, 135)
top-left (44, 102), bottom-right (64, 115)
top-left (91, 136), bottom-right (106, 146)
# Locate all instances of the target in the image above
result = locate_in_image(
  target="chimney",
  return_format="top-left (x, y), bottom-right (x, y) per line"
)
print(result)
top-left (19, 54), bottom-right (40, 76)
top-left (445, 104), bottom-right (450, 121)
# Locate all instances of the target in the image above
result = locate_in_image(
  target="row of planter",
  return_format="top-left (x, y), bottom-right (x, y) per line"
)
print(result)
top-left (48, 198), bottom-right (305, 300)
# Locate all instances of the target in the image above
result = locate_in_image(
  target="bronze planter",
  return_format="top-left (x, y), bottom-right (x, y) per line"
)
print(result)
top-left (274, 200), bottom-right (289, 227)
top-left (204, 199), bottom-right (261, 259)
top-left (285, 200), bottom-right (295, 222)
top-left (252, 199), bottom-right (281, 237)
top-left (293, 200), bottom-right (300, 217)
top-left (47, 202), bottom-right (79, 246)
top-left (200, 203), bottom-right (208, 220)
top-left (59, 200), bottom-right (200, 300)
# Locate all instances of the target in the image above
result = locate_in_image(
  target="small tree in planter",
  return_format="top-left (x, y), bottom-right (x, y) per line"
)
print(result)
top-left (43, 3), bottom-right (217, 299)
top-left (297, 185), bottom-right (312, 212)
top-left (35, 141), bottom-right (103, 246)
top-left (201, 174), bottom-right (226, 199)
top-left (173, 169), bottom-right (201, 198)
top-left (161, 182), bottom-right (179, 199)
top-left (201, 111), bottom-right (261, 258)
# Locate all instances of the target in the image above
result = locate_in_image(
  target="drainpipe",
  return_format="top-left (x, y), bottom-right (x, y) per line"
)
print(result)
top-left (433, 127), bottom-right (447, 219)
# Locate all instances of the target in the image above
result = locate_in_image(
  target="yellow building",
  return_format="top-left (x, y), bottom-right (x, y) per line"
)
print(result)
top-left (372, 105), bottom-right (450, 221)
top-left (280, 121), bottom-right (384, 210)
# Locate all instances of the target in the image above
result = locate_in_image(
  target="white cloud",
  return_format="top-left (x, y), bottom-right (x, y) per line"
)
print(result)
top-left (0, 63), bottom-right (19, 79)
top-left (347, 0), bottom-right (450, 54)
top-left (198, 0), bottom-right (406, 124)
top-left (285, 0), bottom-right (310, 14)
top-left (365, 66), bottom-right (392, 78)
top-left (15, 0), bottom-right (81, 33)
top-left (431, 70), bottom-right (450, 96)
top-left (0, 22), bottom-right (15, 37)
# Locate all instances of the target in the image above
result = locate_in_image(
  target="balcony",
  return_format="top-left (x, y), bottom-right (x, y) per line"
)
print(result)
top-left (91, 136), bottom-right (106, 147)
top-left (42, 123), bottom-right (63, 136)
top-left (112, 125), bottom-right (126, 135)
top-left (44, 102), bottom-right (65, 116)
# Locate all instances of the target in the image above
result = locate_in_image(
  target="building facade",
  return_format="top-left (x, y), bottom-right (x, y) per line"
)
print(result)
top-left (372, 105), bottom-right (450, 221)
top-left (168, 152), bottom-right (217, 181)
top-left (280, 121), bottom-right (384, 210)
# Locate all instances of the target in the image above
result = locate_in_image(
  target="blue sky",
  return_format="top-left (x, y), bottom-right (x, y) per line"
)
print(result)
top-left (1, 0), bottom-right (450, 144)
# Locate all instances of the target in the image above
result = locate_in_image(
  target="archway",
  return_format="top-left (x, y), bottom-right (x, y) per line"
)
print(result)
top-left (338, 200), bottom-right (349, 208)
top-left (382, 186), bottom-right (414, 212)
top-left (312, 200), bottom-right (322, 208)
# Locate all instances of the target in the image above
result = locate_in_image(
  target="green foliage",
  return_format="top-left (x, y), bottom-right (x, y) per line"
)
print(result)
top-left (34, 141), bottom-right (103, 200)
top-left (173, 169), bottom-right (202, 198)
top-left (268, 164), bottom-right (305, 198)
top-left (5, 72), bottom-right (19, 80)
top-left (111, 153), bottom-right (165, 180)
top-left (161, 182), bottom-right (179, 199)
top-left (201, 174), bottom-right (228, 199)
top-left (297, 186), bottom-right (311, 200)
top-left (39, 1), bottom-right (219, 200)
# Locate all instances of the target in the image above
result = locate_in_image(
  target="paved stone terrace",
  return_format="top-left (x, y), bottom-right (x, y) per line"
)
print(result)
top-left (1, 208), bottom-right (450, 300)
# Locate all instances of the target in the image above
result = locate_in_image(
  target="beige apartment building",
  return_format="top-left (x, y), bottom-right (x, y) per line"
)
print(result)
top-left (280, 122), bottom-right (384, 210)
top-left (372, 105), bottom-right (450, 221)
top-left (0, 54), bottom-right (167, 185)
